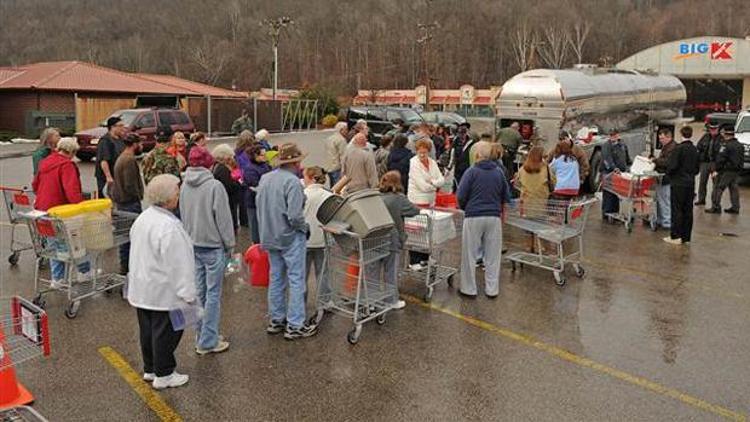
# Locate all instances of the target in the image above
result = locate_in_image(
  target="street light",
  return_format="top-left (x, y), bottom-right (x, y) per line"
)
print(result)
top-left (261, 16), bottom-right (294, 101)
top-left (417, 21), bottom-right (440, 111)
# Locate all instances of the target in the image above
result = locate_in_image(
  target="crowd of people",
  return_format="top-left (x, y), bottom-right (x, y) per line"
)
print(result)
top-left (26, 111), bottom-right (744, 390)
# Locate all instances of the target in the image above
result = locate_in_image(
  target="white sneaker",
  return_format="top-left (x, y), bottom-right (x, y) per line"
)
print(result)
top-left (152, 372), bottom-right (189, 390)
top-left (143, 373), bottom-right (155, 382)
top-left (196, 340), bottom-right (230, 355)
top-left (662, 236), bottom-right (682, 245)
top-left (393, 300), bottom-right (406, 310)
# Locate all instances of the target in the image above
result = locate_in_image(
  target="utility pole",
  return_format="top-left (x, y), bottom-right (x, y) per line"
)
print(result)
top-left (261, 16), bottom-right (294, 101)
top-left (417, 21), bottom-right (439, 112)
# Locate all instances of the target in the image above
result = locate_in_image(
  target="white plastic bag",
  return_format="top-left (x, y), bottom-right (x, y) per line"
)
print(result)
top-left (629, 155), bottom-right (655, 175)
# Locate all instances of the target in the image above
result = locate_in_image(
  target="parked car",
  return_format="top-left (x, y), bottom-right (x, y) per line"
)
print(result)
top-left (345, 106), bottom-right (423, 143)
top-left (734, 110), bottom-right (750, 173)
top-left (704, 111), bottom-right (738, 129)
top-left (74, 108), bottom-right (195, 161)
top-left (420, 111), bottom-right (467, 130)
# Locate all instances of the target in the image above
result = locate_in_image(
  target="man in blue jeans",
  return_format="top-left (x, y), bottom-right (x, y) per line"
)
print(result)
top-left (257, 143), bottom-right (318, 340)
top-left (180, 146), bottom-right (235, 355)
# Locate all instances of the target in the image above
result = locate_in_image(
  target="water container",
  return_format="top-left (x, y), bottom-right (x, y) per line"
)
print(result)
top-left (169, 303), bottom-right (204, 331)
top-left (81, 199), bottom-right (114, 250)
top-left (244, 244), bottom-right (269, 287)
top-left (47, 204), bottom-right (87, 259)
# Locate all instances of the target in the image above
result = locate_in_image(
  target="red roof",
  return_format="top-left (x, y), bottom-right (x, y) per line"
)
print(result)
top-left (137, 73), bottom-right (246, 98)
top-left (0, 61), bottom-right (244, 97)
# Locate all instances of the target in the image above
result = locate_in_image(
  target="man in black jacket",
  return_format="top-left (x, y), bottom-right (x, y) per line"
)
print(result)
top-left (695, 123), bottom-right (722, 206)
top-left (452, 122), bottom-right (478, 186)
top-left (664, 126), bottom-right (699, 245)
top-left (707, 127), bottom-right (743, 214)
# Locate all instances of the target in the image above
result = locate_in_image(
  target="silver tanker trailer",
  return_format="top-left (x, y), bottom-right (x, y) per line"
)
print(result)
top-left (496, 64), bottom-right (687, 189)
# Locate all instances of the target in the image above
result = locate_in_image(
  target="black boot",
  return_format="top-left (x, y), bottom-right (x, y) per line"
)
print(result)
top-left (704, 207), bottom-right (721, 214)
top-left (724, 208), bottom-right (740, 214)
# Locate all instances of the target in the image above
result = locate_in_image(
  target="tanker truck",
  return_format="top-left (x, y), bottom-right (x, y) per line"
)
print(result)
top-left (496, 64), bottom-right (687, 189)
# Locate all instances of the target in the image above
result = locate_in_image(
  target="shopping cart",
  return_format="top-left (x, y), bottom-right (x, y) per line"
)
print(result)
top-left (314, 224), bottom-right (394, 344)
top-left (400, 207), bottom-right (464, 302)
top-left (0, 296), bottom-right (51, 419)
top-left (0, 187), bottom-right (36, 266)
top-left (21, 210), bottom-right (138, 318)
top-left (600, 172), bottom-right (658, 232)
top-left (0, 406), bottom-right (49, 422)
top-left (504, 197), bottom-right (597, 286)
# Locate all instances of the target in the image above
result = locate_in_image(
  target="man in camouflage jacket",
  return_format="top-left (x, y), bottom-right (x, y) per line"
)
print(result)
top-left (142, 126), bottom-right (180, 185)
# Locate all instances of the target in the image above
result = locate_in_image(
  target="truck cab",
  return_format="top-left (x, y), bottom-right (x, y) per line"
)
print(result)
top-left (734, 110), bottom-right (750, 172)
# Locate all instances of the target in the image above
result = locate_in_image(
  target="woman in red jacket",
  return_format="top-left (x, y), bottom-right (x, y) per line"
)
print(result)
top-left (32, 137), bottom-right (89, 287)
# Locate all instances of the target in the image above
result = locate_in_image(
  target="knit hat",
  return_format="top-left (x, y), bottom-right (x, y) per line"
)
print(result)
top-left (188, 145), bottom-right (214, 169)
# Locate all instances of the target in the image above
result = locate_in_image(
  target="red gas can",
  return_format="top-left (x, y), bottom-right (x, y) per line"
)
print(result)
top-left (244, 244), bottom-right (270, 287)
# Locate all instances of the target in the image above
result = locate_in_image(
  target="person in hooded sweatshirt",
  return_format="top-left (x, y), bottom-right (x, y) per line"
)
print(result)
top-left (179, 146), bottom-right (235, 355)
top-left (32, 137), bottom-right (91, 288)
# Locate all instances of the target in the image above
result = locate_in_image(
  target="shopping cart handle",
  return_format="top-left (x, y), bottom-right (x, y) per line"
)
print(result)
top-left (322, 221), bottom-right (353, 235)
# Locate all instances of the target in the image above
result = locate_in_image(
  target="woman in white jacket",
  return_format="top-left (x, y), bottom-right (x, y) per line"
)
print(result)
top-left (407, 138), bottom-right (445, 206)
top-left (127, 174), bottom-right (197, 390)
top-left (302, 166), bottom-right (333, 303)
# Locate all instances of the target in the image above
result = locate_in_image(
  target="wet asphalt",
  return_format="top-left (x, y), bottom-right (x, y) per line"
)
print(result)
top-left (0, 132), bottom-right (749, 421)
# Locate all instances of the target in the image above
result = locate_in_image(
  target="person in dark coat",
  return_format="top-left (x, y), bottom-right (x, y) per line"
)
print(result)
top-left (211, 144), bottom-right (243, 232)
top-left (651, 128), bottom-right (677, 229)
top-left (706, 126), bottom-right (743, 214)
top-left (95, 116), bottom-right (126, 198)
top-left (387, 134), bottom-right (414, 193)
top-left (600, 129), bottom-right (631, 219)
top-left (242, 144), bottom-right (273, 244)
top-left (694, 123), bottom-right (722, 206)
top-left (664, 126), bottom-right (699, 245)
top-left (452, 122), bottom-right (478, 186)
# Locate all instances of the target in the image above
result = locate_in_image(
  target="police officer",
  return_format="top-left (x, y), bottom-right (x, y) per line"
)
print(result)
top-left (706, 127), bottom-right (743, 214)
top-left (694, 123), bottom-right (722, 206)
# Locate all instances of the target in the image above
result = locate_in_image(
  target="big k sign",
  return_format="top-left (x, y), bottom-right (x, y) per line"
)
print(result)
top-left (617, 37), bottom-right (750, 78)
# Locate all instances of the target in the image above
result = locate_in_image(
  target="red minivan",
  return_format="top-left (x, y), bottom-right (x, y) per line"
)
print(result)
top-left (74, 108), bottom-right (195, 161)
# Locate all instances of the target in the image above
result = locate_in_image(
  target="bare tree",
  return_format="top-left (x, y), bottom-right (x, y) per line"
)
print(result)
top-left (567, 21), bottom-right (591, 64)
top-left (511, 23), bottom-right (539, 72)
top-left (538, 26), bottom-right (571, 69)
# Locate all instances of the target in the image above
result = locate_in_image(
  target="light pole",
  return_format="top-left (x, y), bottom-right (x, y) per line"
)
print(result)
top-left (417, 21), bottom-right (439, 111)
top-left (261, 16), bottom-right (294, 101)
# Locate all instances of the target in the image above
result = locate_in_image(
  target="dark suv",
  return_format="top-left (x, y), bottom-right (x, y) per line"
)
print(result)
top-left (74, 108), bottom-right (195, 161)
top-left (346, 106), bottom-right (423, 141)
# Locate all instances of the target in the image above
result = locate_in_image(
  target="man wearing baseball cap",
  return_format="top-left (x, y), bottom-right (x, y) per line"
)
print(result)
top-left (256, 143), bottom-right (318, 340)
top-left (706, 126), bottom-right (743, 214)
top-left (695, 123), bottom-right (722, 206)
top-left (95, 116), bottom-right (126, 197)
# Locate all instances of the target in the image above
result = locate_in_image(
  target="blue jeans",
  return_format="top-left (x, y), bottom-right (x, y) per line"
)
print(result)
top-left (268, 232), bottom-right (307, 329)
top-left (194, 246), bottom-right (226, 350)
top-left (116, 201), bottom-right (142, 271)
top-left (247, 207), bottom-right (260, 244)
top-left (655, 183), bottom-right (671, 228)
top-left (49, 238), bottom-right (90, 280)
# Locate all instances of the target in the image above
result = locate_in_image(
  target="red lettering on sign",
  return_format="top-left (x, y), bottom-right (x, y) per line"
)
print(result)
top-left (710, 42), bottom-right (733, 60)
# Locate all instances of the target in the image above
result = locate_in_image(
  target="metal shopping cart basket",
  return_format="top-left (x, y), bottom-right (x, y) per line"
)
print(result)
top-left (400, 207), bottom-right (464, 302)
top-left (314, 223), bottom-right (394, 344)
top-left (504, 197), bottom-right (597, 286)
top-left (20, 210), bottom-right (138, 318)
top-left (0, 187), bottom-right (36, 266)
top-left (600, 172), bottom-right (659, 232)
top-left (0, 296), bottom-right (50, 420)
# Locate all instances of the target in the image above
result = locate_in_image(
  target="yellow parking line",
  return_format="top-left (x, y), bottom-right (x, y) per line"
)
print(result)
top-left (402, 294), bottom-right (746, 422)
top-left (98, 346), bottom-right (183, 422)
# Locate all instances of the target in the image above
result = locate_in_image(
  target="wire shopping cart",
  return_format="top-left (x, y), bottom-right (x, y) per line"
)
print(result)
top-left (314, 224), bottom-right (394, 344)
top-left (0, 296), bottom-right (50, 420)
top-left (504, 197), bottom-right (597, 286)
top-left (20, 210), bottom-right (138, 318)
top-left (600, 172), bottom-right (658, 232)
top-left (0, 187), bottom-right (36, 266)
top-left (400, 207), bottom-right (464, 302)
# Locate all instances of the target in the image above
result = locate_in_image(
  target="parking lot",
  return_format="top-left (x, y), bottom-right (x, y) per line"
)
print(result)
top-left (1, 131), bottom-right (749, 421)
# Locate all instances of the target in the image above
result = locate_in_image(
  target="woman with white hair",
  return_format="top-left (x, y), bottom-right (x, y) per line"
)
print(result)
top-left (255, 128), bottom-right (272, 151)
top-left (128, 174), bottom-right (197, 389)
top-left (212, 144), bottom-right (243, 232)
top-left (32, 137), bottom-right (91, 287)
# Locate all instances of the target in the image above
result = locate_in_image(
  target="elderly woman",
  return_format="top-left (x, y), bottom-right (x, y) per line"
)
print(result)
top-left (32, 137), bottom-right (90, 287)
top-left (128, 174), bottom-right (196, 389)
top-left (180, 146), bottom-right (235, 355)
top-left (211, 144), bottom-right (243, 232)
top-left (255, 128), bottom-right (273, 151)
top-left (408, 138), bottom-right (444, 206)
top-left (166, 131), bottom-right (188, 170)
top-left (32, 127), bottom-right (61, 175)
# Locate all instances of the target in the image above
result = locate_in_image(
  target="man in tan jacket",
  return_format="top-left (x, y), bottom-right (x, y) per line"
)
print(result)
top-left (325, 122), bottom-right (348, 186)
top-left (342, 133), bottom-right (378, 193)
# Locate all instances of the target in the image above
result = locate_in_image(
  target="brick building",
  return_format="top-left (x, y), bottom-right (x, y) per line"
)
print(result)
top-left (0, 61), bottom-right (246, 137)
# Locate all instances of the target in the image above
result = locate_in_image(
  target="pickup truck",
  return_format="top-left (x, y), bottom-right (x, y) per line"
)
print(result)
top-left (734, 110), bottom-right (750, 173)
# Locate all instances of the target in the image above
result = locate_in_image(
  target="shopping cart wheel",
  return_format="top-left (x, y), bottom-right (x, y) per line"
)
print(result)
top-left (446, 275), bottom-right (454, 287)
top-left (649, 218), bottom-right (658, 232)
top-left (314, 309), bottom-right (325, 325)
top-left (8, 252), bottom-right (19, 266)
top-left (553, 271), bottom-right (566, 287)
top-left (347, 325), bottom-right (362, 345)
top-left (625, 221), bottom-right (632, 233)
top-left (32, 294), bottom-right (46, 310)
top-left (64, 301), bottom-right (81, 319)
top-left (423, 287), bottom-right (433, 303)
top-left (511, 262), bottom-right (516, 272)
top-left (574, 264), bottom-right (585, 278)
top-left (376, 313), bottom-right (386, 325)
